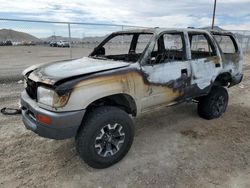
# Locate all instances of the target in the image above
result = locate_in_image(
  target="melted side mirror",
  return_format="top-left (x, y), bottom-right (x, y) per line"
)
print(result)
top-left (95, 46), bottom-right (105, 56)
top-left (150, 57), bottom-right (156, 64)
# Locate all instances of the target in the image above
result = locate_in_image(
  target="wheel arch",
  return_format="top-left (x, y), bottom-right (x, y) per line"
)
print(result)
top-left (85, 93), bottom-right (137, 116)
top-left (214, 72), bottom-right (232, 87)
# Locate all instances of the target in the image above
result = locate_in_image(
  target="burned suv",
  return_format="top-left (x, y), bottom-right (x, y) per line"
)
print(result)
top-left (21, 28), bottom-right (243, 168)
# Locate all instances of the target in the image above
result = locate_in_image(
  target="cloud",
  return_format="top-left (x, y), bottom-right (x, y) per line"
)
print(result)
top-left (0, 0), bottom-right (249, 34)
top-left (223, 23), bottom-right (250, 30)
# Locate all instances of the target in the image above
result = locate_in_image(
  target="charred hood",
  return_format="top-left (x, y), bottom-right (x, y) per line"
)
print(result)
top-left (24, 57), bottom-right (130, 86)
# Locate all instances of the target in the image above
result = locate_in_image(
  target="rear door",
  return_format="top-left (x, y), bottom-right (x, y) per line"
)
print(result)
top-left (187, 31), bottom-right (222, 96)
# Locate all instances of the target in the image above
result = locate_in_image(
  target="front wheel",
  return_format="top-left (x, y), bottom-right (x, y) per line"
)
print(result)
top-left (76, 106), bottom-right (134, 169)
top-left (197, 86), bottom-right (228, 120)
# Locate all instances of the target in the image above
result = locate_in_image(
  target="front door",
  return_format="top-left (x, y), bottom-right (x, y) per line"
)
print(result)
top-left (140, 32), bottom-right (191, 111)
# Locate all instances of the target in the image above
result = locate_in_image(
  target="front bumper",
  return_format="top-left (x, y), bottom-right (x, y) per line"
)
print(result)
top-left (21, 91), bottom-right (86, 139)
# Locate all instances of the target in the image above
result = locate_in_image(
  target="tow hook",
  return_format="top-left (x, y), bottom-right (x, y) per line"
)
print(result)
top-left (1, 107), bottom-right (21, 115)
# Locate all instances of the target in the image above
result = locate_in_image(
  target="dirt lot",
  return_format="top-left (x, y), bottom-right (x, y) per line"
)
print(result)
top-left (0, 46), bottom-right (92, 82)
top-left (0, 47), bottom-right (250, 188)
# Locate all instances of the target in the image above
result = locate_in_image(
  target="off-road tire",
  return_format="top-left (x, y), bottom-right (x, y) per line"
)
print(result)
top-left (197, 86), bottom-right (228, 120)
top-left (76, 106), bottom-right (134, 169)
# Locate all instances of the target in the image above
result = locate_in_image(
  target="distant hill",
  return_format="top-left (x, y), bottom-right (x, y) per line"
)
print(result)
top-left (42, 35), bottom-right (82, 42)
top-left (0, 29), bottom-right (41, 42)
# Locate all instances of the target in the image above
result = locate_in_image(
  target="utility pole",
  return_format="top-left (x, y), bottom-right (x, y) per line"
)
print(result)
top-left (212, 0), bottom-right (217, 29)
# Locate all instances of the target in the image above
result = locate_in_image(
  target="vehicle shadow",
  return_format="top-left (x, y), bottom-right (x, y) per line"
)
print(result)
top-left (134, 103), bottom-right (198, 134)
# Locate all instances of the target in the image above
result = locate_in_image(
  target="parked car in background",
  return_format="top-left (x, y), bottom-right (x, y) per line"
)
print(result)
top-left (0, 40), bottom-right (13, 46)
top-left (5, 40), bottom-right (13, 46)
top-left (12, 41), bottom-right (22, 46)
top-left (26, 41), bottom-right (36, 46)
top-left (49, 41), bottom-right (58, 47)
top-left (56, 40), bottom-right (70, 47)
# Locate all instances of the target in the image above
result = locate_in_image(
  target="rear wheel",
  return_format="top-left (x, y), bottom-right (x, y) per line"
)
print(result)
top-left (197, 86), bottom-right (228, 120)
top-left (76, 106), bottom-right (134, 169)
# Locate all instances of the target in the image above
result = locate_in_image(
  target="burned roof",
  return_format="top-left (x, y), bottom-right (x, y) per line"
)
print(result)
top-left (112, 27), bottom-right (232, 36)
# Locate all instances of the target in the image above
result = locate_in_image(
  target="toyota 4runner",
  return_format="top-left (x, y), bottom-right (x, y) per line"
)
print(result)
top-left (21, 28), bottom-right (243, 168)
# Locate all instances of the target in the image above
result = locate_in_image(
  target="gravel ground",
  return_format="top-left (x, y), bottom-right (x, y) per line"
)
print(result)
top-left (0, 48), bottom-right (250, 188)
top-left (0, 46), bottom-right (92, 82)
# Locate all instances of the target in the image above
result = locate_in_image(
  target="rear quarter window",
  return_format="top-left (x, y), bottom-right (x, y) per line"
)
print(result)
top-left (213, 35), bottom-right (237, 54)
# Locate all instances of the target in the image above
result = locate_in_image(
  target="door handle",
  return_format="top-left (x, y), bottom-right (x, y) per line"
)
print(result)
top-left (215, 63), bottom-right (221, 68)
top-left (181, 68), bottom-right (188, 76)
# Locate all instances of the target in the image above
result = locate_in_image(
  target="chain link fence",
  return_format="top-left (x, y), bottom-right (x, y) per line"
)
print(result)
top-left (230, 30), bottom-right (250, 53)
top-left (0, 19), bottom-right (147, 81)
top-left (0, 18), bottom-right (249, 58)
top-left (0, 18), bottom-right (147, 59)
top-left (0, 18), bottom-right (249, 81)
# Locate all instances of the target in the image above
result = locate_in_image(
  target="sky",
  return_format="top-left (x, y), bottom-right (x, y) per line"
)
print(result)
top-left (0, 0), bottom-right (250, 38)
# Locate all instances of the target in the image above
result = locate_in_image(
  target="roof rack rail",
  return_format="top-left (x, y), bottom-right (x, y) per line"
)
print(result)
top-left (187, 27), bottom-right (195, 29)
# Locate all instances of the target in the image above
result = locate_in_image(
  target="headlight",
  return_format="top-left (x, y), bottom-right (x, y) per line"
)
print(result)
top-left (37, 86), bottom-right (70, 108)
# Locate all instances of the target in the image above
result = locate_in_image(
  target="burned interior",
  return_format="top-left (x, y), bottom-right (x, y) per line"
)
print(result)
top-left (90, 31), bottom-right (154, 62)
top-left (148, 32), bottom-right (187, 64)
top-left (89, 29), bottom-right (235, 65)
top-left (90, 30), bottom-right (188, 64)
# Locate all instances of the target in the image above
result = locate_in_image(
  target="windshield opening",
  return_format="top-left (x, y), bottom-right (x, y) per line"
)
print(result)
top-left (89, 33), bottom-right (153, 63)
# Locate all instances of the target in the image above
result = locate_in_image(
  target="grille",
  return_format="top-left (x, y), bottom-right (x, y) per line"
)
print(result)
top-left (25, 79), bottom-right (37, 100)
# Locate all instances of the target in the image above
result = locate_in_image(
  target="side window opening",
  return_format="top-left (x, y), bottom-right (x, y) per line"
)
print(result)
top-left (150, 32), bottom-right (186, 64)
top-left (103, 35), bottom-right (133, 56)
top-left (91, 33), bottom-right (153, 62)
top-left (189, 33), bottom-right (217, 59)
top-left (136, 34), bottom-right (153, 54)
top-left (213, 34), bottom-right (237, 54)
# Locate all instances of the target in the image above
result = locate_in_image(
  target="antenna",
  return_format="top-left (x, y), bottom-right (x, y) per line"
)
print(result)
top-left (212, 0), bottom-right (217, 29)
